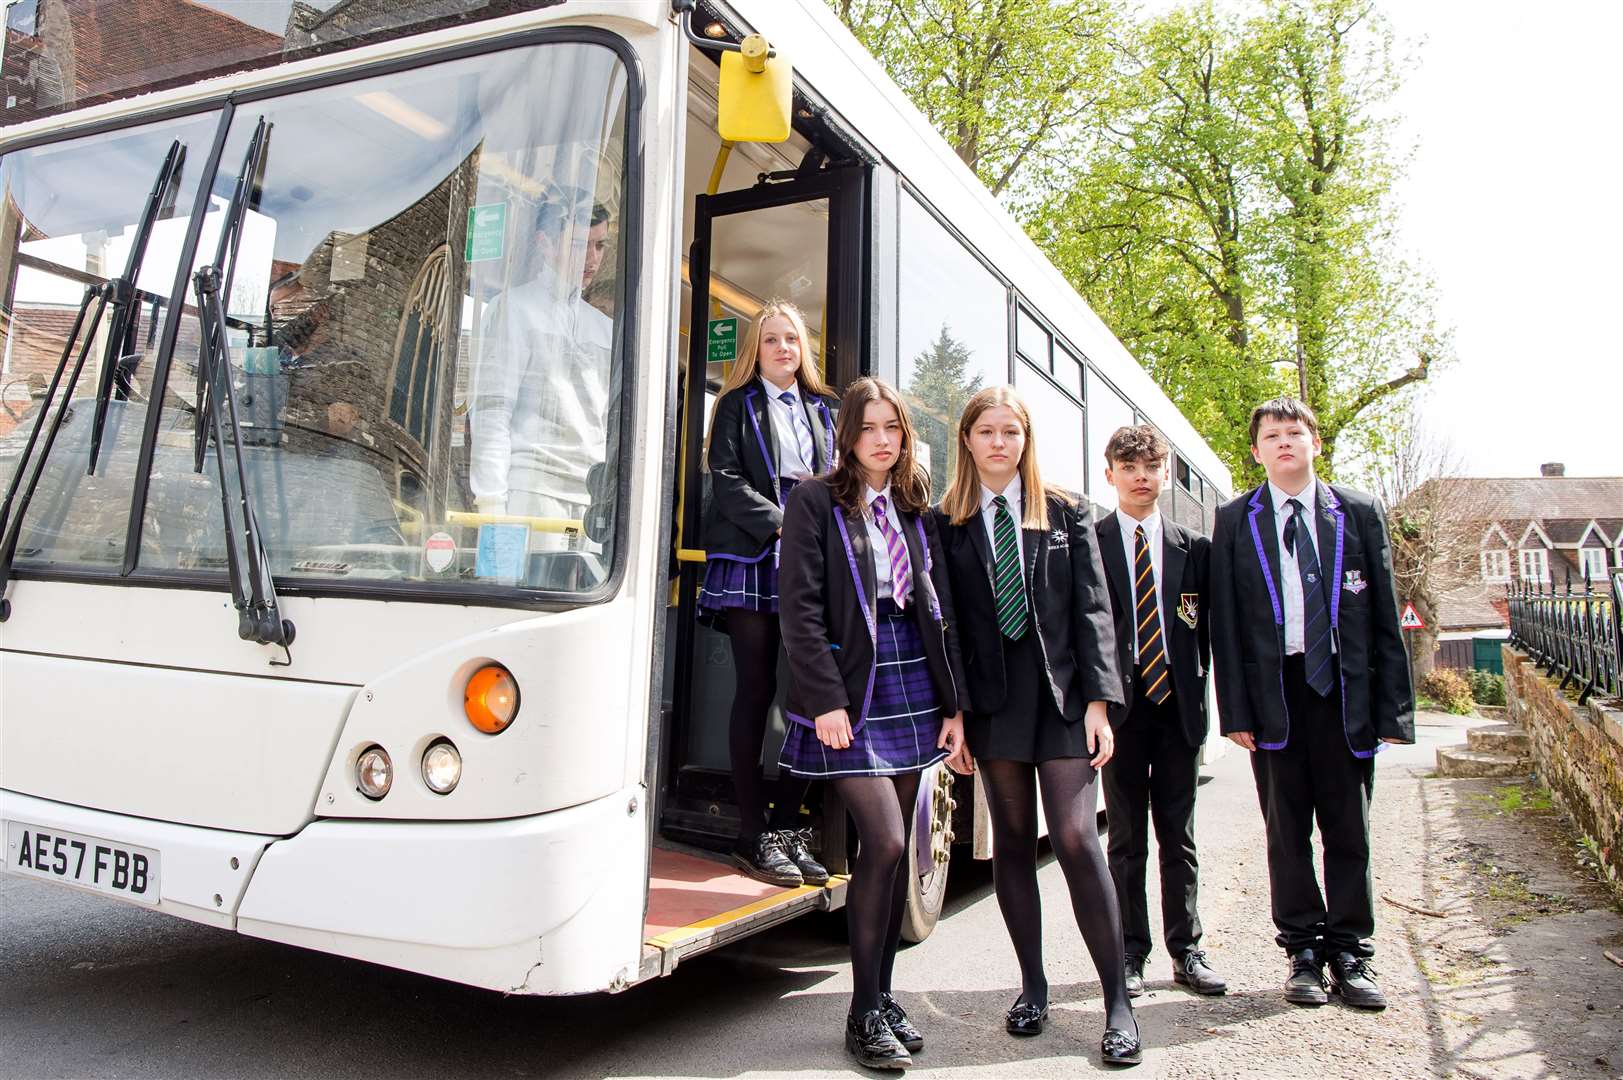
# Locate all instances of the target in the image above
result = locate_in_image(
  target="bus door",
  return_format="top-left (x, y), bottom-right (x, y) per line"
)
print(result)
top-left (662, 165), bottom-right (867, 854)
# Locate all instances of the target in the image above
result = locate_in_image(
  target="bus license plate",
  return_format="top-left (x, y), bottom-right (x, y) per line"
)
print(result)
top-left (4, 821), bottom-right (160, 905)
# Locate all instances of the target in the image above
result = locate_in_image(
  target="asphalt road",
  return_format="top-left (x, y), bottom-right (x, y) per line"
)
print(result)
top-left (0, 728), bottom-right (1465, 1079)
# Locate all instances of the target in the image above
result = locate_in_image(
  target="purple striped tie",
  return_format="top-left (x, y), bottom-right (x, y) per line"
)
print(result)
top-left (871, 495), bottom-right (912, 608)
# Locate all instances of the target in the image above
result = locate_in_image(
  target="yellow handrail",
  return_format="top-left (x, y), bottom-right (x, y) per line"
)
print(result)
top-left (444, 510), bottom-right (584, 536)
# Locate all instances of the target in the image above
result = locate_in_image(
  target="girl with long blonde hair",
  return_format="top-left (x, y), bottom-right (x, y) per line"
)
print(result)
top-left (934, 385), bottom-right (1141, 1066)
top-left (696, 300), bottom-right (839, 888)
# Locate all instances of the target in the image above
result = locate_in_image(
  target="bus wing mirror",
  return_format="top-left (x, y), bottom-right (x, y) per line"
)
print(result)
top-left (717, 35), bottom-right (791, 144)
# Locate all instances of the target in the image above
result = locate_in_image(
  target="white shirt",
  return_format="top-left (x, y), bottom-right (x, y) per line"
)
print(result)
top-left (864, 484), bottom-right (907, 605)
top-left (978, 473), bottom-right (1025, 570)
top-left (1269, 479), bottom-right (1336, 656)
top-left (1115, 509), bottom-right (1164, 660)
top-left (469, 264), bottom-right (614, 512)
top-left (760, 377), bottom-right (814, 479)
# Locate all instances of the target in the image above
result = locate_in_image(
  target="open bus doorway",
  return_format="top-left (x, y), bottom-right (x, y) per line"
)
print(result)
top-left (638, 49), bottom-right (873, 978)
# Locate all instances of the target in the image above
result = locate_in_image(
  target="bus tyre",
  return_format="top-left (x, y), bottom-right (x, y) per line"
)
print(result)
top-left (901, 762), bottom-right (955, 943)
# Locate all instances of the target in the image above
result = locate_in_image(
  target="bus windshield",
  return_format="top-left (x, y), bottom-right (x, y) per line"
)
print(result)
top-left (1, 39), bottom-right (632, 597)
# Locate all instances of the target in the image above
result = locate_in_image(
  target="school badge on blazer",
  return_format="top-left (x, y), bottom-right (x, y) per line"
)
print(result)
top-left (1343, 569), bottom-right (1368, 595)
top-left (1178, 592), bottom-right (1199, 628)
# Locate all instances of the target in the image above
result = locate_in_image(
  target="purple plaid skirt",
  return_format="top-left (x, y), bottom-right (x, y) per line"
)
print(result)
top-left (779, 600), bottom-right (947, 778)
top-left (698, 479), bottom-right (797, 615)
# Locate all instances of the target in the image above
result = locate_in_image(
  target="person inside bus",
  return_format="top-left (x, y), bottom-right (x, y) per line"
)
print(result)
top-left (468, 195), bottom-right (613, 554)
top-left (1095, 424), bottom-right (1226, 999)
top-left (933, 386), bottom-right (1141, 1066)
top-left (697, 301), bottom-right (839, 887)
top-left (776, 377), bottom-right (969, 1071)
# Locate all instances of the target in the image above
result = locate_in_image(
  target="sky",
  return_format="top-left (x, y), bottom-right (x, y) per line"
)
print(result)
top-left (1381, 1), bottom-right (1622, 479)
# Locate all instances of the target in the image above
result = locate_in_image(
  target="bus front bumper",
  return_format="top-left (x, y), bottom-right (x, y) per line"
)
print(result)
top-left (2, 785), bottom-right (649, 996)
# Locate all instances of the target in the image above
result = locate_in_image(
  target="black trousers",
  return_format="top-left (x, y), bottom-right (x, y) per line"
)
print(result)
top-left (1250, 654), bottom-right (1376, 958)
top-left (1102, 687), bottom-right (1203, 962)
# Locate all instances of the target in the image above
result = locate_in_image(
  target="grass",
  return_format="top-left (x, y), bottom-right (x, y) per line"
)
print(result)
top-left (1475, 861), bottom-right (1580, 927)
top-left (1494, 784), bottom-right (1553, 814)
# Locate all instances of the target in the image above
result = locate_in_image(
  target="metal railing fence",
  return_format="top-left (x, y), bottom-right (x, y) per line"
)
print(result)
top-left (1507, 568), bottom-right (1623, 706)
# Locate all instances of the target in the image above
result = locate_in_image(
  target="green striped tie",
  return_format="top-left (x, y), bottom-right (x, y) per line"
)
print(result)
top-left (992, 495), bottom-right (1028, 640)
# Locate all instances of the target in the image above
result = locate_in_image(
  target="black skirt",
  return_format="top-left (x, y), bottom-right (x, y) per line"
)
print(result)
top-left (965, 627), bottom-right (1089, 764)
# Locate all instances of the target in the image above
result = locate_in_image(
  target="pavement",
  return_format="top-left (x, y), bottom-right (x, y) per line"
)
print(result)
top-left (2, 709), bottom-right (1620, 1078)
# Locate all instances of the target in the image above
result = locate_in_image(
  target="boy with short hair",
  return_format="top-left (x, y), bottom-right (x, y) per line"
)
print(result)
top-left (1096, 424), bottom-right (1225, 998)
top-left (1209, 397), bottom-right (1414, 1009)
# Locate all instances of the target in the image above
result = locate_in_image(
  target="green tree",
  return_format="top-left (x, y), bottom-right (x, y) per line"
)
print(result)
top-left (834, 0), bottom-right (1117, 196)
top-left (906, 324), bottom-right (983, 498)
top-left (834, 0), bottom-right (1448, 486)
top-left (1035, 0), bottom-right (1444, 482)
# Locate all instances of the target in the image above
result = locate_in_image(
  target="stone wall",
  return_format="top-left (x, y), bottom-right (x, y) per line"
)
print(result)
top-left (1503, 645), bottom-right (1623, 903)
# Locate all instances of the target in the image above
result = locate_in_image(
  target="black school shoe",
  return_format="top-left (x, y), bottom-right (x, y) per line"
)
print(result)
top-left (1124, 955), bottom-right (1146, 998)
top-left (1172, 949), bottom-right (1227, 995)
top-left (880, 992), bottom-right (924, 1052)
top-left (1101, 1019), bottom-right (1143, 1066)
top-left (731, 832), bottom-right (803, 887)
top-left (780, 827), bottom-right (830, 885)
top-left (1284, 949), bottom-right (1330, 1006)
top-left (1005, 997), bottom-right (1048, 1036)
top-left (1328, 952), bottom-right (1388, 1010)
top-left (846, 1009), bottom-right (912, 1069)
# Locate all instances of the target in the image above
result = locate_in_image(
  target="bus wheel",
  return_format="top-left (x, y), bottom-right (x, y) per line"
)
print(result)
top-left (901, 762), bottom-right (956, 943)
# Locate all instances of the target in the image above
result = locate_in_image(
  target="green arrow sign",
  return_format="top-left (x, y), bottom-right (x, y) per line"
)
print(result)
top-left (707, 316), bottom-right (738, 363)
top-left (465, 203), bottom-right (507, 263)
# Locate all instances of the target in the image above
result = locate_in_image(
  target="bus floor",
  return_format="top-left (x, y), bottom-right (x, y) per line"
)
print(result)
top-left (637, 842), bottom-right (847, 984)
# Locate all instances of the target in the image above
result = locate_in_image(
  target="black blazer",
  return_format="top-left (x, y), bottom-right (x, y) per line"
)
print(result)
top-left (778, 477), bottom-right (969, 731)
top-left (700, 382), bottom-right (838, 560)
top-left (1095, 512), bottom-right (1211, 748)
top-left (934, 489), bottom-right (1123, 722)
top-left (1210, 480), bottom-right (1415, 757)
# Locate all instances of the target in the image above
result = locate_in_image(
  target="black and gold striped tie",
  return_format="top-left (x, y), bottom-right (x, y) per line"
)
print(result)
top-left (1134, 524), bottom-right (1171, 705)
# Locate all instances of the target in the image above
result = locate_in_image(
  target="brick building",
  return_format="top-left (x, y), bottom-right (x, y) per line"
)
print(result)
top-left (1420, 464), bottom-right (1623, 671)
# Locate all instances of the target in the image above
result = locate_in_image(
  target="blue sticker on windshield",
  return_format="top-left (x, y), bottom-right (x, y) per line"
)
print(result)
top-left (475, 523), bottom-right (529, 582)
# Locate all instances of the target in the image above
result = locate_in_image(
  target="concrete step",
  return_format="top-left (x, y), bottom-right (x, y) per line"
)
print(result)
top-left (1436, 745), bottom-right (1531, 779)
top-left (1466, 724), bottom-right (1532, 755)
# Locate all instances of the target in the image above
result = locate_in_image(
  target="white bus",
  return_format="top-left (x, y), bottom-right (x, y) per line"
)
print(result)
top-left (0, 0), bottom-right (1231, 996)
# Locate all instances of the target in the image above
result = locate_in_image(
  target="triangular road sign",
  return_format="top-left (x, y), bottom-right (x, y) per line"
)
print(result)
top-left (1400, 602), bottom-right (1424, 630)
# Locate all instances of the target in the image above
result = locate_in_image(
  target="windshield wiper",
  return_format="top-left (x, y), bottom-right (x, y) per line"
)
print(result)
top-left (88, 139), bottom-right (186, 474)
top-left (0, 141), bottom-right (187, 620)
top-left (0, 283), bottom-right (110, 621)
top-left (191, 117), bottom-right (295, 664)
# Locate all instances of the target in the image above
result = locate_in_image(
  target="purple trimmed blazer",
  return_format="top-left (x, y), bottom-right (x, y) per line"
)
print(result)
top-left (1209, 480), bottom-right (1415, 758)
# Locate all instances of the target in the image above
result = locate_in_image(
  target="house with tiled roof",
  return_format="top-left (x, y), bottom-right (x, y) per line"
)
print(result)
top-left (1418, 466), bottom-right (1623, 670)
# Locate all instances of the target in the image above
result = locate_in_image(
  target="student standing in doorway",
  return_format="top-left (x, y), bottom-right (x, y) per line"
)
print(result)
top-left (934, 386), bottom-right (1140, 1066)
top-left (1095, 424), bottom-right (1226, 999)
top-left (777, 378), bottom-right (969, 1070)
top-left (1210, 397), bottom-right (1414, 1009)
top-left (698, 301), bottom-right (838, 887)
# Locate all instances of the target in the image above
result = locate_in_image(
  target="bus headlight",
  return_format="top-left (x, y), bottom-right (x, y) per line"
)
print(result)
top-left (421, 740), bottom-right (462, 795)
top-left (464, 664), bottom-right (519, 734)
top-left (356, 745), bottom-right (393, 800)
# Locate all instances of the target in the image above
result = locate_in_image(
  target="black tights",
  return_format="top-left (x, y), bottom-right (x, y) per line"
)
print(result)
top-left (979, 757), bottom-right (1135, 1030)
top-left (727, 610), bottom-right (808, 840)
top-left (832, 771), bottom-right (921, 1017)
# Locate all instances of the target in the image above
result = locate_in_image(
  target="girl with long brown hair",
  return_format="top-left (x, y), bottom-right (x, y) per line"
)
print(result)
top-left (776, 377), bottom-right (970, 1069)
top-left (935, 385), bottom-right (1141, 1066)
top-left (697, 300), bottom-right (838, 887)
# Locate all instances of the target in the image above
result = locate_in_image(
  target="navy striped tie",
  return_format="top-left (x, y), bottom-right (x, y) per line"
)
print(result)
top-left (992, 495), bottom-right (1028, 640)
top-left (1284, 498), bottom-right (1334, 697)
